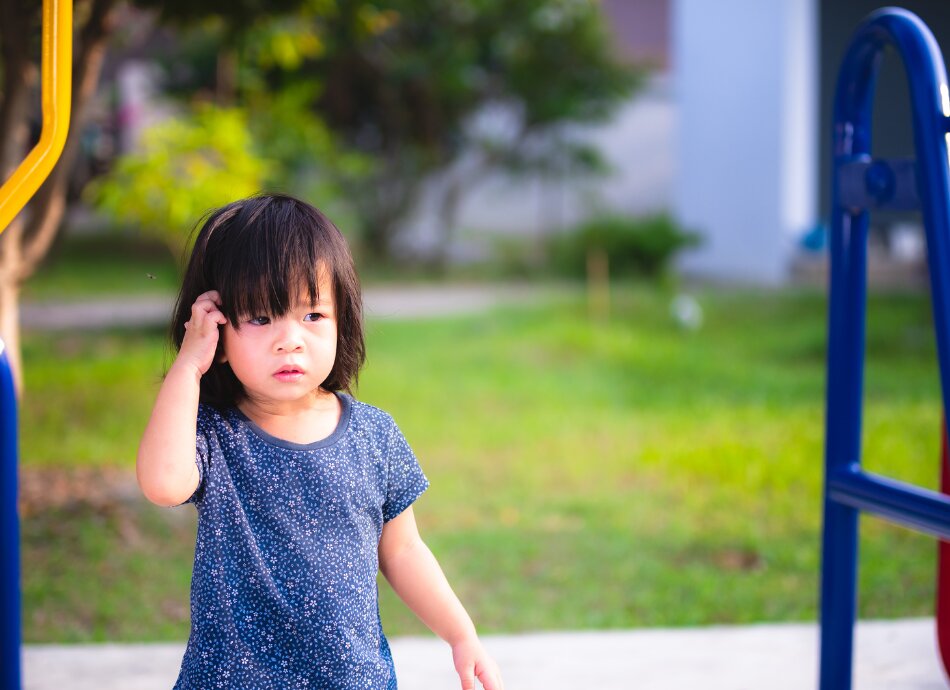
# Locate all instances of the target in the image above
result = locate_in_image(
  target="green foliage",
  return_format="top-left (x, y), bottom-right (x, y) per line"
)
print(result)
top-left (247, 18), bottom-right (326, 70)
top-left (548, 214), bottom-right (702, 279)
top-left (488, 0), bottom-right (639, 127)
top-left (148, 0), bottom-right (640, 258)
top-left (301, 0), bottom-right (639, 151)
top-left (130, 0), bottom-right (314, 29)
top-left (245, 84), bottom-right (375, 241)
top-left (88, 106), bottom-right (269, 257)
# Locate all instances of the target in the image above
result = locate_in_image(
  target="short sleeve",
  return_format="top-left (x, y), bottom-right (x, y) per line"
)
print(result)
top-left (179, 405), bottom-right (211, 506)
top-left (382, 420), bottom-right (429, 522)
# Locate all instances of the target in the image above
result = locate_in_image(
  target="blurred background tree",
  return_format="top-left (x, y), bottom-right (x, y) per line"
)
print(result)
top-left (0, 0), bottom-right (637, 391)
top-left (102, 0), bottom-right (640, 263)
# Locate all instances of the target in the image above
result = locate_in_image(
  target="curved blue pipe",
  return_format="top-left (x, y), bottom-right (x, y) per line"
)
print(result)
top-left (822, 8), bottom-right (950, 689)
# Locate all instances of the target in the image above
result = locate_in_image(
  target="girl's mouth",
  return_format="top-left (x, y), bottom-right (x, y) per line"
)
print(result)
top-left (273, 367), bottom-right (305, 381)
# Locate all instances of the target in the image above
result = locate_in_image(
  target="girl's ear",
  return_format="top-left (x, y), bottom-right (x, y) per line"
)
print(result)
top-left (216, 332), bottom-right (228, 364)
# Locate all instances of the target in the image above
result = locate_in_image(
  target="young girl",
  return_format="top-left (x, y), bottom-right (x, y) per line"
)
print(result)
top-left (137, 193), bottom-right (504, 690)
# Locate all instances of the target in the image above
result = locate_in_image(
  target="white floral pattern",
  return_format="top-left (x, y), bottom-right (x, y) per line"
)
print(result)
top-left (172, 394), bottom-right (429, 689)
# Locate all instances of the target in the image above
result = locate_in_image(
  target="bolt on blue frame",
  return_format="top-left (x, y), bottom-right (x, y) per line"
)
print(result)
top-left (822, 7), bottom-right (950, 689)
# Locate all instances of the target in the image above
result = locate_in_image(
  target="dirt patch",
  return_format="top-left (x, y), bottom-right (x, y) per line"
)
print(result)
top-left (18, 466), bottom-right (141, 518)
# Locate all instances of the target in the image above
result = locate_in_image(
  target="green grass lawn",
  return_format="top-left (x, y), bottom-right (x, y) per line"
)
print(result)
top-left (18, 284), bottom-right (942, 641)
top-left (23, 233), bottom-right (181, 300)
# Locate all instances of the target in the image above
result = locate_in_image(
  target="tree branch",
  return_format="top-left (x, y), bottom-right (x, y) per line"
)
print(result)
top-left (19, 0), bottom-right (120, 281)
top-left (0, 0), bottom-right (38, 180)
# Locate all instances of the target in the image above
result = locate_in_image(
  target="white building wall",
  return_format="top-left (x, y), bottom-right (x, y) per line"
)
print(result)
top-left (398, 76), bottom-right (677, 262)
top-left (673, 0), bottom-right (818, 284)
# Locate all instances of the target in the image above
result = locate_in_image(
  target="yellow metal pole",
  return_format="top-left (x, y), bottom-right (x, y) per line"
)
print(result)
top-left (0, 0), bottom-right (73, 233)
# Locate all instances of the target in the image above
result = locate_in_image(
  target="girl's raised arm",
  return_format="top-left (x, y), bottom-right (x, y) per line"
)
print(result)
top-left (137, 290), bottom-right (226, 507)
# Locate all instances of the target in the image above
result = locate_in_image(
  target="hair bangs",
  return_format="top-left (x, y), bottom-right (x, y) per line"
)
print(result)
top-left (209, 201), bottom-right (324, 327)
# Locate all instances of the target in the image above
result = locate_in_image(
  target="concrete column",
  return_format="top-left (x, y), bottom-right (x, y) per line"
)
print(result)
top-left (673, 0), bottom-right (818, 284)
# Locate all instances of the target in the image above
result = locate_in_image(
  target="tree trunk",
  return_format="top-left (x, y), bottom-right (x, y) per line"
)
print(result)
top-left (433, 154), bottom-right (493, 273)
top-left (352, 153), bottom-right (423, 263)
top-left (434, 174), bottom-right (463, 273)
top-left (216, 48), bottom-right (238, 106)
top-left (0, 225), bottom-right (23, 395)
top-left (0, 0), bottom-right (36, 179)
top-left (0, 0), bottom-right (38, 398)
top-left (20, 0), bottom-right (119, 277)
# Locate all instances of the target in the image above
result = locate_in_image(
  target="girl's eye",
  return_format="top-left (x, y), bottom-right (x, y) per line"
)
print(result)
top-left (304, 313), bottom-right (324, 322)
top-left (248, 316), bottom-right (270, 326)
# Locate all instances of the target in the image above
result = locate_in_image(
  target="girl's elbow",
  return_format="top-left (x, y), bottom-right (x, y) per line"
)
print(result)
top-left (141, 484), bottom-right (191, 508)
top-left (136, 459), bottom-right (197, 507)
top-left (138, 479), bottom-right (191, 507)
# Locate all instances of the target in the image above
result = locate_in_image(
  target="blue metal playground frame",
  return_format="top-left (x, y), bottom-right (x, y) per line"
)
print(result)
top-left (1, 344), bottom-right (20, 690)
top-left (822, 7), bottom-right (950, 689)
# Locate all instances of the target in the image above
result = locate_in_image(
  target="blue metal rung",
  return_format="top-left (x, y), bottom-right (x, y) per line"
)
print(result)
top-left (828, 466), bottom-right (950, 540)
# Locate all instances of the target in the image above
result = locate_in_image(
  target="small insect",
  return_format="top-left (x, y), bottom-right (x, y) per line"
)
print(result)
top-left (145, 273), bottom-right (156, 280)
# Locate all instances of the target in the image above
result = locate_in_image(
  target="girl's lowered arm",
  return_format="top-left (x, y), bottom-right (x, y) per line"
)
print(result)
top-left (137, 290), bottom-right (225, 507)
top-left (379, 507), bottom-right (504, 690)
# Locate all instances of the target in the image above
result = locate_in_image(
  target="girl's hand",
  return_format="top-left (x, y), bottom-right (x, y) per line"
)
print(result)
top-left (452, 638), bottom-right (504, 690)
top-left (177, 290), bottom-right (227, 376)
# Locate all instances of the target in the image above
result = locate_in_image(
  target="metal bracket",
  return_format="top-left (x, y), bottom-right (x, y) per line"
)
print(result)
top-left (836, 156), bottom-right (920, 212)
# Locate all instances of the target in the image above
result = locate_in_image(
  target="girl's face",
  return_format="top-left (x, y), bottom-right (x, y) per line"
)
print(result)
top-left (220, 272), bottom-right (338, 410)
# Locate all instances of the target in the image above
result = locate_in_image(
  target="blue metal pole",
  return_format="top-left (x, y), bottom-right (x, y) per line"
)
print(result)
top-left (821, 203), bottom-right (867, 690)
top-left (821, 16), bottom-right (876, 688)
top-left (0, 339), bottom-right (20, 690)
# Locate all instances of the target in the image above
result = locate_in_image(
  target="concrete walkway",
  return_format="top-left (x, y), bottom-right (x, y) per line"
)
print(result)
top-left (22, 619), bottom-right (946, 689)
top-left (20, 284), bottom-right (562, 331)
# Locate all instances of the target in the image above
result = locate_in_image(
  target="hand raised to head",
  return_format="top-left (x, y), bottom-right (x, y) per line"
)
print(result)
top-left (178, 290), bottom-right (227, 376)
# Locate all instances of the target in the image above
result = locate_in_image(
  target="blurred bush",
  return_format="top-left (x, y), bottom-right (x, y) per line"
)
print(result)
top-left (547, 214), bottom-right (701, 279)
top-left (88, 105), bottom-right (269, 260)
top-left (88, 95), bottom-right (372, 263)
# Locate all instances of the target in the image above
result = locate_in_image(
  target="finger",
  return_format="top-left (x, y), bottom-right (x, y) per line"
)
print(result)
top-left (185, 313), bottom-right (224, 341)
top-left (193, 296), bottom-right (222, 314)
top-left (476, 667), bottom-right (500, 690)
top-left (197, 289), bottom-right (222, 304)
top-left (191, 299), bottom-right (227, 325)
top-left (459, 666), bottom-right (475, 690)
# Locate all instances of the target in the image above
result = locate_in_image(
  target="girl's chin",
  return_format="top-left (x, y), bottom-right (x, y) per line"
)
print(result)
top-left (243, 384), bottom-right (332, 406)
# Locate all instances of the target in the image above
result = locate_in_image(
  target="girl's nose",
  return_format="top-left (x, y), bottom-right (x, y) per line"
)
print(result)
top-left (274, 323), bottom-right (305, 352)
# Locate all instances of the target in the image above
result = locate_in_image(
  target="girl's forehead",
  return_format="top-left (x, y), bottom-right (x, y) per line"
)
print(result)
top-left (293, 273), bottom-right (334, 305)
top-left (221, 263), bottom-right (335, 316)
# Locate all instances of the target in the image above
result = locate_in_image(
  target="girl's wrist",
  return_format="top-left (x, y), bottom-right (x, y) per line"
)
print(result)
top-left (168, 357), bottom-right (204, 384)
top-left (447, 625), bottom-right (480, 649)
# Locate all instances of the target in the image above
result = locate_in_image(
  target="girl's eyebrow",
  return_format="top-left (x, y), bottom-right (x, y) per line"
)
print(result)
top-left (299, 297), bottom-right (333, 308)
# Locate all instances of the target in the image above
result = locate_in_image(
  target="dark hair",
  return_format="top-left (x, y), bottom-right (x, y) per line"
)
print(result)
top-left (171, 193), bottom-right (365, 408)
